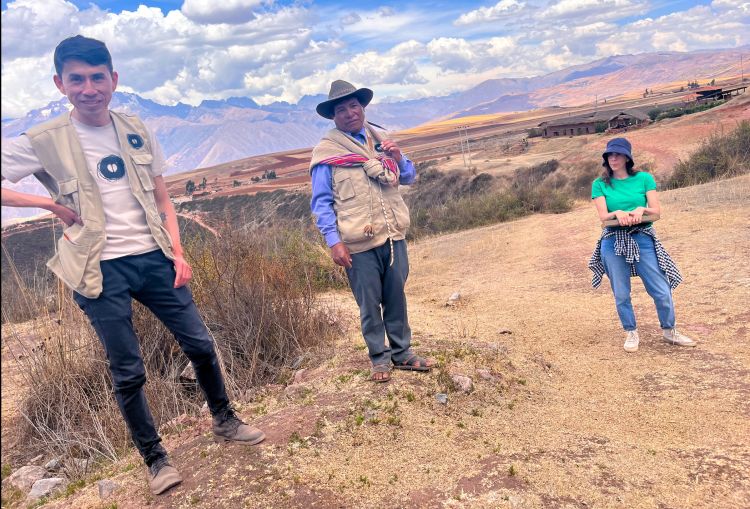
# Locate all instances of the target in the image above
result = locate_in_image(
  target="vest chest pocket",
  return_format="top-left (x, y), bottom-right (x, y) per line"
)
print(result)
top-left (56, 178), bottom-right (80, 216)
top-left (130, 153), bottom-right (156, 191)
top-left (333, 174), bottom-right (356, 202)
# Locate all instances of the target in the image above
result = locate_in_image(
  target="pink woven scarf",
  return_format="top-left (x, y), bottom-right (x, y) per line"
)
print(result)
top-left (318, 154), bottom-right (399, 186)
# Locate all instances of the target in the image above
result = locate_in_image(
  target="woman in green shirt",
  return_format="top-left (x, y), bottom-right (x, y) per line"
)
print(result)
top-left (589, 137), bottom-right (696, 353)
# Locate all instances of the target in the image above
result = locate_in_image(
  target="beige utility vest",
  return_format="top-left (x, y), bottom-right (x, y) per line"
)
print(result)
top-left (311, 127), bottom-right (411, 254)
top-left (25, 111), bottom-right (174, 298)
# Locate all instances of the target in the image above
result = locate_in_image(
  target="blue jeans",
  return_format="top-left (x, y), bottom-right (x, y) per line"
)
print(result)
top-left (600, 233), bottom-right (676, 331)
top-left (345, 240), bottom-right (412, 366)
top-left (73, 250), bottom-right (230, 466)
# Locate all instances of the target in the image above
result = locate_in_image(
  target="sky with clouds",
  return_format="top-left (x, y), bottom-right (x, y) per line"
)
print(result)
top-left (1, 0), bottom-right (748, 118)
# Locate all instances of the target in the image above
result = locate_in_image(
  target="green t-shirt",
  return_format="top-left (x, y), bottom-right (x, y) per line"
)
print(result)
top-left (591, 172), bottom-right (657, 212)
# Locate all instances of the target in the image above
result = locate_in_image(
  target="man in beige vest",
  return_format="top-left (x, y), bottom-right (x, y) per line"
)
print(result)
top-left (310, 80), bottom-right (435, 383)
top-left (1, 35), bottom-right (264, 496)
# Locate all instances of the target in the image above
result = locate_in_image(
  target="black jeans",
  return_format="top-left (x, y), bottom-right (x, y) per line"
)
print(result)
top-left (74, 250), bottom-right (229, 466)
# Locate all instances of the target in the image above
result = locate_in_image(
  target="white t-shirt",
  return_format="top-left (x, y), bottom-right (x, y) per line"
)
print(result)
top-left (1, 116), bottom-right (167, 260)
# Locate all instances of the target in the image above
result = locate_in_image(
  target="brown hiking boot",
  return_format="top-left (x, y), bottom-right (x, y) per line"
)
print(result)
top-left (212, 407), bottom-right (265, 445)
top-left (148, 456), bottom-right (182, 495)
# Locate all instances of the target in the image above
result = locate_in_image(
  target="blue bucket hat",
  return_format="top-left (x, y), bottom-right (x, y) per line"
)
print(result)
top-left (602, 137), bottom-right (634, 165)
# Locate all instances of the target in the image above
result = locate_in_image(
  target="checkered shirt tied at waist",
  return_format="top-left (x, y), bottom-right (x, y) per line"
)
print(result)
top-left (588, 225), bottom-right (683, 290)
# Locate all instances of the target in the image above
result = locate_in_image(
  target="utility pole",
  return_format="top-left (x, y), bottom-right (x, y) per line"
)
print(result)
top-left (456, 126), bottom-right (467, 168)
top-left (455, 125), bottom-right (473, 170)
top-left (462, 126), bottom-right (473, 170)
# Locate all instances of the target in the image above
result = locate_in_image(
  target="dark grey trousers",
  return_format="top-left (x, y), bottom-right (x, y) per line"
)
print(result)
top-left (345, 239), bottom-right (412, 365)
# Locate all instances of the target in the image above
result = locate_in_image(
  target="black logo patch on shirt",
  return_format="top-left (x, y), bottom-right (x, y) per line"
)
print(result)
top-left (127, 134), bottom-right (144, 149)
top-left (98, 155), bottom-right (126, 181)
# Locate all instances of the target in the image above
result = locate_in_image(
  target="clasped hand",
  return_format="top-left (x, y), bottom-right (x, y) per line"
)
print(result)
top-left (615, 207), bottom-right (645, 226)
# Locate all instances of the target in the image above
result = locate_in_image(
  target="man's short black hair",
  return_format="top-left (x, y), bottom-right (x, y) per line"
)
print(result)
top-left (54, 35), bottom-right (113, 76)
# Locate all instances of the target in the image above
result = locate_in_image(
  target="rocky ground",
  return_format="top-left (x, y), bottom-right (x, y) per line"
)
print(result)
top-left (3, 175), bottom-right (748, 509)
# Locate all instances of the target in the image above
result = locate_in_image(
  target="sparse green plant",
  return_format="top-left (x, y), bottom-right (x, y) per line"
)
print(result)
top-left (64, 478), bottom-right (87, 497)
top-left (436, 366), bottom-right (457, 393)
top-left (508, 464), bottom-right (518, 476)
top-left (386, 415), bottom-right (401, 426)
top-left (471, 408), bottom-right (482, 417)
top-left (28, 496), bottom-right (49, 508)
top-left (0, 485), bottom-right (24, 507)
top-left (288, 431), bottom-right (305, 446)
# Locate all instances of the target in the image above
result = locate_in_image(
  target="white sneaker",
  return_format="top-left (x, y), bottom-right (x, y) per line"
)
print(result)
top-left (662, 328), bottom-right (697, 347)
top-left (623, 330), bottom-right (640, 352)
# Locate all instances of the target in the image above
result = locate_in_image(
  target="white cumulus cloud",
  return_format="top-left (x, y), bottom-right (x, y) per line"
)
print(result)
top-left (0, 0), bottom-right (748, 119)
top-left (180, 0), bottom-right (264, 24)
top-left (540, 0), bottom-right (649, 22)
top-left (454, 0), bottom-right (527, 26)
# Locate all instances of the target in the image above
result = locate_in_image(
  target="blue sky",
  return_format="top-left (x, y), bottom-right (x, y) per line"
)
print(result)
top-left (1, 0), bottom-right (747, 118)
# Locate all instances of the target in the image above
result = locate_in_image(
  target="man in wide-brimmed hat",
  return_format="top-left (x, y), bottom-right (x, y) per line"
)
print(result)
top-left (309, 80), bottom-right (435, 383)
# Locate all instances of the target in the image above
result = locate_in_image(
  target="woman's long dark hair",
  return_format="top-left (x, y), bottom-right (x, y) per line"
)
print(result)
top-left (601, 154), bottom-right (637, 186)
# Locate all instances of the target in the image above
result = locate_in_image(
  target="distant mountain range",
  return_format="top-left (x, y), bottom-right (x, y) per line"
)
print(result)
top-left (2, 45), bottom-right (747, 223)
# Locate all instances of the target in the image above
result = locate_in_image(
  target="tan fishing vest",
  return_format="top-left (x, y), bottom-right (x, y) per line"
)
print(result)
top-left (311, 126), bottom-right (411, 254)
top-left (25, 111), bottom-right (174, 298)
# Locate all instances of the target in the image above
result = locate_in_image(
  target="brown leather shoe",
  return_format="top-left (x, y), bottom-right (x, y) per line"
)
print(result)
top-left (148, 456), bottom-right (182, 495)
top-left (212, 407), bottom-right (265, 445)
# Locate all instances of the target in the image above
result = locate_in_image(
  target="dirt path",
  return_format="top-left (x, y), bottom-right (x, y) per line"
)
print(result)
top-left (36, 175), bottom-right (750, 509)
top-left (176, 211), bottom-right (219, 236)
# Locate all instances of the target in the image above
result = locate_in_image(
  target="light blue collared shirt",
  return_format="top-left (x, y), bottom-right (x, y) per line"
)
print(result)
top-left (310, 127), bottom-right (416, 247)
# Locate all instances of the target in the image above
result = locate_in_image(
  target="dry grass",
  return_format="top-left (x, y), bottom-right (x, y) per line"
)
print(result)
top-left (405, 160), bottom-right (576, 239)
top-left (668, 119), bottom-right (750, 188)
top-left (1, 226), bottom-right (341, 480)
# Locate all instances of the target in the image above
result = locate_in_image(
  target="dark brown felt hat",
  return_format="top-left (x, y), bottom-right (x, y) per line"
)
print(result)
top-left (316, 80), bottom-right (373, 119)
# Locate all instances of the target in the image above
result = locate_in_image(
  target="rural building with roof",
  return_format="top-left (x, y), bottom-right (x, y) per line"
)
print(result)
top-left (538, 109), bottom-right (649, 138)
